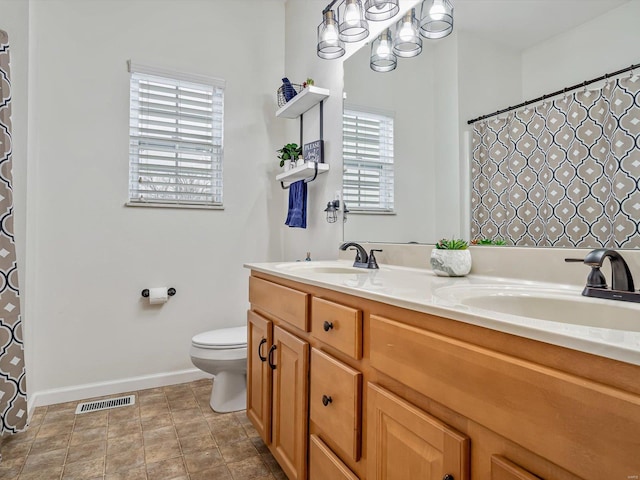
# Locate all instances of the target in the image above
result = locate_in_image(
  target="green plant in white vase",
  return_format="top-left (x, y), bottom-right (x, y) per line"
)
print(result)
top-left (430, 238), bottom-right (472, 277)
top-left (277, 143), bottom-right (302, 168)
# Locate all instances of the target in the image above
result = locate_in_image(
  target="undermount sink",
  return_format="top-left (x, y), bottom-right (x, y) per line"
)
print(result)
top-left (434, 285), bottom-right (640, 332)
top-left (274, 262), bottom-right (373, 275)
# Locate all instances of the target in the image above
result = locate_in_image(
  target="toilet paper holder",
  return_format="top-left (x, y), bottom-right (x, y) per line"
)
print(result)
top-left (141, 287), bottom-right (176, 298)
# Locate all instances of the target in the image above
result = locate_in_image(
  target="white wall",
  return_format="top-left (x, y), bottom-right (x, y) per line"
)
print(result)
top-left (15, 0), bottom-right (286, 403)
top-left (343, 43), bottom-right (437, 244)
top-left (522, 1), bottom-right (640, 99)
top-left (281, 0), bottom-right (345, 260)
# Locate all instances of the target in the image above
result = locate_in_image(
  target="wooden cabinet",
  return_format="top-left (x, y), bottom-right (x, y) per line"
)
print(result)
top-left (248, 271), bottom-right (640, 480)
top-left (271, 326), bottom-right (309, 480)
top-left (247, 311), bottom-right (272, 443)
top-left (367, 383), bottom-right (470, 480)
top-left (247, 277), bottom-right (310, 480)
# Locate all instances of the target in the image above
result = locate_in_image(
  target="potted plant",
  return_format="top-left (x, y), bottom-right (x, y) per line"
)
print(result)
top-left (430, 238), bottom-right (472, 277)
top-left (277, 143), bottom-right (302, 170)
top-left (471, 238), bottom-right (506, 246)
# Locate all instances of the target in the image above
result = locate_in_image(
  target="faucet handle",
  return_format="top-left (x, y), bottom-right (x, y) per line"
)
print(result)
top-left (564, 258), bottom-right (584, 263)
top-left (368, 249), bottom-right (383, 269)
top-left (349, 248), bottom-right (363, 263)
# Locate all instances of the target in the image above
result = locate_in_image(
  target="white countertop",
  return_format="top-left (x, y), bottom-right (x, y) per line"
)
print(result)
top-left (245, 260), bottom-right (640, 367)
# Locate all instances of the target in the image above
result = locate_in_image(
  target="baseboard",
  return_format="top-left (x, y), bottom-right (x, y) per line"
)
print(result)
top-left (27, 368), bottom-right (211, 416)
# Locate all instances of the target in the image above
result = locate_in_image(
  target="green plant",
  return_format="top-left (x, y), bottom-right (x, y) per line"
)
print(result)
top-left (471, 238), bottom-right (506, 246)
top-left (435, 238), bottom-right (469, 250)
top-left (277, 143), bottom-right (302, 167)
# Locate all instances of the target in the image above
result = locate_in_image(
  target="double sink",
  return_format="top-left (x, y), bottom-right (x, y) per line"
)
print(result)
top-left (273, 261), bottom-right (640, 333)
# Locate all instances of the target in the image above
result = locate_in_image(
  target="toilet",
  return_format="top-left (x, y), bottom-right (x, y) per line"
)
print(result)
top-left (190, 326), bottom-right (247, 413)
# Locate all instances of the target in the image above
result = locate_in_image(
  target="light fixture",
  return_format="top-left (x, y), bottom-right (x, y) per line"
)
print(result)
top-left (343, 201), bottom-right (350, 223)
top-left (393, 8), bottom-right (422, 58)
top-left (324, 200), bottom-right (340, 223)
top-left (338, 0), bottom-right (369, 42)
top-left (419, 0), bottom-right (453, 39)
top-left (317, 9), bottom-right (346, 59)
top-left (370, 29), bottom-right (397, 72)
top-left (364, 0), bottom-right (399, 21)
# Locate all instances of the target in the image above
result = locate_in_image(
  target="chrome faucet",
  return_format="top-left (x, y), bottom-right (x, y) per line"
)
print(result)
top-left (339, 242), bottom-right (382, 269)
top-left (566, 248), bottom-right (639, 303)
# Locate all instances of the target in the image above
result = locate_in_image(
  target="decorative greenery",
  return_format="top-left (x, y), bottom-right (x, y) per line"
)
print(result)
top-left (471, 238), bottom-right (507, 246)
top-left (277, 143), bottom-right (302, 167)
top-left (435, 238), bottom-right (469, 250)
top-left (303, 77), bottom-right (315, 88)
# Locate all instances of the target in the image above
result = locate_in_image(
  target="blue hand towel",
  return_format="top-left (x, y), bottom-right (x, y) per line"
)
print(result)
top-left (285, 180), bottom-right (307, 228)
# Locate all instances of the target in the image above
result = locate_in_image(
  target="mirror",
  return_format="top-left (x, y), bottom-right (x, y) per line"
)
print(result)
top-left (342, 0), bottom-right (638, 246)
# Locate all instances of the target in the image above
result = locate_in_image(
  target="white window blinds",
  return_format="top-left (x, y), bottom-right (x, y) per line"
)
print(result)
top-left (128, 62), bottom-right (224, 207)
top-left (343, 106), bottom-right (394, 212)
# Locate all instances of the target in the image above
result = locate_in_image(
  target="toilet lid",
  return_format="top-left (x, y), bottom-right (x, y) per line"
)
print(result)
top-left (192, 326), bottom-right (247, 349)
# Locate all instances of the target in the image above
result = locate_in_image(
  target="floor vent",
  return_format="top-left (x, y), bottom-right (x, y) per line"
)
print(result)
top-left (75, 395), bottom-right (136, 414)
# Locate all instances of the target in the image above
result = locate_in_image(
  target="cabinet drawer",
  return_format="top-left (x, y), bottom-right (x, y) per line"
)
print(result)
top-left (491, 456), bottom-right (542, 480)
top-left (310, 348), bottom-right (362, 461)
top-left (311, 297), bottom-right (362, 359)
top-left (309, 434), bottom-right (359, 480)
top-left (249, 276), bottom-right (309, 331)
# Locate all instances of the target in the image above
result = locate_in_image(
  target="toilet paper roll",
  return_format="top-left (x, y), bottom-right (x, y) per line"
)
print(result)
top-left (148, 287), bottom-right (169, 305)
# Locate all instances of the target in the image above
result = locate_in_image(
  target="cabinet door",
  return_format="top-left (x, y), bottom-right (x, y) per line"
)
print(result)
top-left (491, 456), bottom-right (542, 480)
top-left (271, 326), bottom-right (310, 480)
top-left (367, 383), bottom-right (470, 480)
top-left (247, 311), bottom-right (272, 444)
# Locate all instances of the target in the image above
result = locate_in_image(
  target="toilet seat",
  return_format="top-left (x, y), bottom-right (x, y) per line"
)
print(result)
top-left (192, 326), bottom-right (247, 350)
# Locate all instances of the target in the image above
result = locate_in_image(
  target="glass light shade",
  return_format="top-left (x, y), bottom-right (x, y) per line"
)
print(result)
top-left (419, 0), bottom-right (454, 39)
top-left (393, 9), bottom-right (422, 58)
top-left (324, 201), bottom-right (338, 223)
top-left (338, 0), bottom-right (369, 42)
top-left (364, 0), bottom-right (400, 21)
top-left (317, 10), bottom-right (345, 59)
top-left (370, 29), bottom-right (397, 72)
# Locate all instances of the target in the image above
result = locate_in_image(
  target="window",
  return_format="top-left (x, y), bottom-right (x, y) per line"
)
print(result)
top-left (128, 62), bottom-right (224, 207)
top-left (342, 105), bottom-right (394, 212)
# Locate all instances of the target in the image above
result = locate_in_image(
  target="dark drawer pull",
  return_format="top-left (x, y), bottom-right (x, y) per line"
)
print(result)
top-left (322, 394), bottom-right (332, 406)
top-left (258, 338), bottom-right (267, 362)
top-left (323, 321), bottom-right (334, 332)
top-left (443, 475), bottom-right (454, 480)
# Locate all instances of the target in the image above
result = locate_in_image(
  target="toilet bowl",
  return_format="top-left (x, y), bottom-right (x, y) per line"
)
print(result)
top-left (190, 326), bottom-right (247, 413)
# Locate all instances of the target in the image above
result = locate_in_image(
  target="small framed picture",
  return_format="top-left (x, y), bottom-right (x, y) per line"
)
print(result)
top-left (303, 140), bottom-right (324, 163)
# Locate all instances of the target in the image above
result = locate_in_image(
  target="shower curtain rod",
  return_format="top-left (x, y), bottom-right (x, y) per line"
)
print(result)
top-left (467, 62), bottom-right (640, 125)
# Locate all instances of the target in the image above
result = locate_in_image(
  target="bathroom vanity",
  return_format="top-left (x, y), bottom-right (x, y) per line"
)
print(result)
top-left (245, 261), bottom-right (640, 480)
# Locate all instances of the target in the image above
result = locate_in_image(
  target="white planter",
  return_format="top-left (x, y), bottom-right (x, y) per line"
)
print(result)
top-left (430, 249), bottom-right (472, 277)
top-left (283, 160), bottom-right (292, 171)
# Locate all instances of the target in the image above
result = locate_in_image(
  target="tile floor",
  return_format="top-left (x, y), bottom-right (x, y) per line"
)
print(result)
top-left (0, 379), bottom-right (287, 480)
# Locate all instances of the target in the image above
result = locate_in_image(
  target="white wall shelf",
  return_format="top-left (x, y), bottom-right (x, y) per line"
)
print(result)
top-left (276, 162), bottom-right (329, 188)
top-left (276, 86), bottom-right (330, 119)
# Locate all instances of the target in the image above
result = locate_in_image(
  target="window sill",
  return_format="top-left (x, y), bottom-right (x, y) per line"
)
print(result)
top-left (125, 202), bottom-right (224, 211)
top-left (348, 210), bottom-right (396, 215)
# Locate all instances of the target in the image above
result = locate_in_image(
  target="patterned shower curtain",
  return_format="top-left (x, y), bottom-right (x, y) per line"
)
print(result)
top-left (0, 30), bottom-right (27, 451)
top-left (471, 76), bottom-right (640, 248)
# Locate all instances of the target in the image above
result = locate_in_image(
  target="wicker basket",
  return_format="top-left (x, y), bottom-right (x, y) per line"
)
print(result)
top-left (277, 83), bottom-right (303, 107)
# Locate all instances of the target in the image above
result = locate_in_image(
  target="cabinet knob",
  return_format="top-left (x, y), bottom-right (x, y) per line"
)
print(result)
top-left (258, 338), bottom-right (267, 362)
top-left (322, 395), bottom-right (332, 406)
top-left (323, 321), bottom-right (334, 332)
top-left (443, 475), bottom-right (454, 480)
